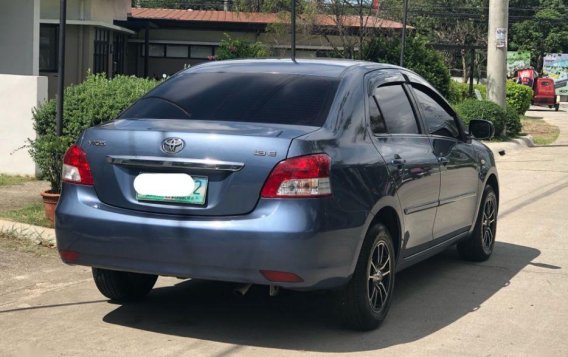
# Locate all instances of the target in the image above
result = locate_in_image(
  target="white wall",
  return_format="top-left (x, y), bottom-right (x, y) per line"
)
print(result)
top-left (0, 75), bottom-right (48, 176)
top-left (0, 0), bottom-right (40, 75)
top-left (41, 0), bottom-right (130, 22)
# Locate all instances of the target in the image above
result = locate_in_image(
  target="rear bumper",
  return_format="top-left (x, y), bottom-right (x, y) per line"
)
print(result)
top-left (532, 96), bottom-right (557, 105)
top-left (55, 185), bottom-right (365, 289)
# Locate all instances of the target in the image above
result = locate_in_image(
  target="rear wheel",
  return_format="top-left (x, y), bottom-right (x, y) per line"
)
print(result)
top-left (337, 223), bottom-right (395, 330)
top-left (458, 185), bottom-right (498, 261)
top-left (92, 268), bottom-right (157, 302)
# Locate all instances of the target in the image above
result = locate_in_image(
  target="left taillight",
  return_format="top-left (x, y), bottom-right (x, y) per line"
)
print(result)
top-left (62, 144), bottom-right (94, 186)
top-left (260, 154), bottom-right (332, 198)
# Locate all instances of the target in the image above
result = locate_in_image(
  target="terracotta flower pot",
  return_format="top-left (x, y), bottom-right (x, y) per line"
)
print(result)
top-left (40, 190), bottom-right (60, 225)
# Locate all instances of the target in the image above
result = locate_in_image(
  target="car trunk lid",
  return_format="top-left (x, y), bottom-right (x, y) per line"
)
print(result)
top-left (81, 119), bottom-right (318, 216)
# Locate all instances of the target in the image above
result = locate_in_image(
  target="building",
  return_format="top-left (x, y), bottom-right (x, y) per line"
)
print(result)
top-left (120, 8), bottom-right (405, 79)
top-left (35, 1), bottom-right (404, 96)
top-left (0, 0), bottom-right (403, 175)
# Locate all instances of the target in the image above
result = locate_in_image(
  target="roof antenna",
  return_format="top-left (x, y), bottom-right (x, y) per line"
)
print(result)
top-left (291, 0), bottom-right (296, 62)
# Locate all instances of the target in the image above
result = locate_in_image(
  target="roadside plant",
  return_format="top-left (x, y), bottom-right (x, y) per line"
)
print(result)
top-left (506, 80), bottom-right (533, 115)
top-left (454, 99), bottom-right (507, 138)
top-left (29, 73), bottom-right (158, 192)
top-left (505, 104), bottom-right (523, 137)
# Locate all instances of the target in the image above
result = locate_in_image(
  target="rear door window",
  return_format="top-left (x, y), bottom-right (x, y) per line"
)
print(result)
top-left (374, 85), bottom-right (420, 134)
top-left (120, 73), bottom-right (340, 127)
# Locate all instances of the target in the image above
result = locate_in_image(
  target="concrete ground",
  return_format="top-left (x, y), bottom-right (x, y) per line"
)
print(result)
top-left (1, 108), bottom-right (567, 356)
top-left (0, 180), bottom-right (48, 212)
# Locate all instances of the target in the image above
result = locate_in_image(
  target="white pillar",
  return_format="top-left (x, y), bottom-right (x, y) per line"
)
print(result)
top-left (486, 0), bottom-right (509, 109)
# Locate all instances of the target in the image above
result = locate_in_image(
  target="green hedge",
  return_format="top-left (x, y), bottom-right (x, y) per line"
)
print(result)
top-left (454, 99), bottom-right (507, 137)
top-left (449, 80), bottom-right (533, 116)
top-left (505, 104), bottom-right (523, 137)
top-left (448, 81), bottom-right (487, 104)
top-left (30, 74), bottom-right (158, 192)
top-left (506, 80), bottom-right (533, 115)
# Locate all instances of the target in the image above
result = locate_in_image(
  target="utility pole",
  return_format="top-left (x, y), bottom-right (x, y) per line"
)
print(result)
top-left (486, 0), bottom-right (509, 112)
top-left (400, 0), bottom-right (409, 67)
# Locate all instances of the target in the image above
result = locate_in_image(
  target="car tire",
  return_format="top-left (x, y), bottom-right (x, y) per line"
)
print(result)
top-left (458, 185), bottom-right (498, 262)
top-left (92, 268), bottom-right (158, 302)
top-left (336, 223), bottom-right (396, 331)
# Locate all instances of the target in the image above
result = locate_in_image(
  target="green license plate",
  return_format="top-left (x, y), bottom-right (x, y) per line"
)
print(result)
top-left (136, 176), bottom-right (208, 205)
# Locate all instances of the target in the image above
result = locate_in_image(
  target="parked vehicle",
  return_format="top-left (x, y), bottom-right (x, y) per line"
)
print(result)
top-left (55, 59), bottom-right (499, 330)
top-left (533, 77), bottom-right (560, 111)
top-left (514, 68), bottom-right (560, 111)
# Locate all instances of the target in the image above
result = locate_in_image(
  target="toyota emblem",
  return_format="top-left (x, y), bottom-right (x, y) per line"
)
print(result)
top-left (161, 137), bottom-right (185, 154)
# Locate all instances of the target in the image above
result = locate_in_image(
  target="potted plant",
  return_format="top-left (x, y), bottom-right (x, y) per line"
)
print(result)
top-left (29, 73), bottom-right (157, 223)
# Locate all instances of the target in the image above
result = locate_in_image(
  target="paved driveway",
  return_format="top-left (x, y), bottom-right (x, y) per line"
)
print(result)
top-left (1, 108), bottom-right (567, 356)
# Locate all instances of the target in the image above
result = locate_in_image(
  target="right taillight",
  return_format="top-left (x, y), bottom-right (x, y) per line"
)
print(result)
top-left (260, 154), bottom-right (332, 198)
top-left (62, 144), bottom-right (94, 186)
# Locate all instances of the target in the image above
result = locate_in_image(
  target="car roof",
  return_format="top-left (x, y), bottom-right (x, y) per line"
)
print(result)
top-left (184, 58), bottom-right (401, 78)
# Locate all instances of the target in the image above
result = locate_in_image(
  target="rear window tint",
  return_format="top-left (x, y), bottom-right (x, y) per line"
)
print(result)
top-left (120, 72), bottom-right (340, 127)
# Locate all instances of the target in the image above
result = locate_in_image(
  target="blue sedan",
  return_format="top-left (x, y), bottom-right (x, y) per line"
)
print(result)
top-left (56, 59), bottom-right (499, 330)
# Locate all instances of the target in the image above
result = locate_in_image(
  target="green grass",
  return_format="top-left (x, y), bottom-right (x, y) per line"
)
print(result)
top-left (0, 174), bottom-right (35, 186)
top-left (521, 118), bottom-right (560, 145)
top-left (0, 203), bottom-right (52, 228)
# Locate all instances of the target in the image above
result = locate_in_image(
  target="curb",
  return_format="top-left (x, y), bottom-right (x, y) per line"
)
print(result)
top-left (0, 219), bottom-right (56, 246)
top-left (483, 135), bottom-right (535, 156)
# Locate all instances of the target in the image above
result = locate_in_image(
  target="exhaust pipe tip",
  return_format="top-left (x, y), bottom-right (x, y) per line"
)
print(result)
top-left (233, 283), bottom-right (253, 296)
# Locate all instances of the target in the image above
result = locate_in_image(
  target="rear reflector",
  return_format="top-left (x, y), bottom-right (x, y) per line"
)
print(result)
top-left (62, 145), bottom-right (94, 186)
top-left (59, 250), bottom-right (80, 263)
top-left (260, 154), bottom-right (331, 198)
top-left (260, 270), bottom-right (304, 283)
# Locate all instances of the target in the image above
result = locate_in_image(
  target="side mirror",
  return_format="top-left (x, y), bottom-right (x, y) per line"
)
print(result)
top-left (469, 119), bottom-right (495, 140)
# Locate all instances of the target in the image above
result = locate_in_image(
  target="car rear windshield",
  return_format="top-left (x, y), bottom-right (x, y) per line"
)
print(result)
top-left (119, 72), bottom-right (340, 127)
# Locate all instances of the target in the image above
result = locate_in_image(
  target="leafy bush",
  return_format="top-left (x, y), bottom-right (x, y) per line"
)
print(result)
top-left (215, 34), bottom-right (270, 60)
top-left (448, 81), bottom-right (487, 104)
top-left (505, 104), bottom-right (523, 137)
top-left (30, 74), bottom-right (158, 192)
top-left (506, 80), bottom-right (533, 115)
top-left (364, 35), bottom-right (451, 97)
top-left (454, 99), bottom-right (507, 137)
top-left (450, 80), bottom-right (532, 116)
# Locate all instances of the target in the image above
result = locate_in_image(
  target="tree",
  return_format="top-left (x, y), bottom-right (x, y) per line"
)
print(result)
top-left (379, 0), bottom-right (489, 82)
top-left (215, 34), bottom-right (270, 60)
top-left (365, 34), bottom-right (452, 96)
top-left (510, 0), bottom-right (568, 72)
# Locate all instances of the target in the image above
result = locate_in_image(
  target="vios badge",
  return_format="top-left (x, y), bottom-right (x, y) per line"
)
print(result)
top-left (161, 137), bottom-right (185, 154)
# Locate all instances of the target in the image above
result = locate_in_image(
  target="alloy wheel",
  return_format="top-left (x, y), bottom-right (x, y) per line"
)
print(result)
top-left (368, 240), bottom-right (392, 312)
top-left (481, 194), bottom-right (497, 254)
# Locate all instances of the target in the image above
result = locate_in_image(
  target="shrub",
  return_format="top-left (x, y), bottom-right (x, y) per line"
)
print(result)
top-left (364, 35), bottom-right (451, 97)
top-left (505, 104), bottom-right (523, 137)
top-left (450, 80), bottom-right (533, 116)
top-left (215, 34), bottom-right (270, 60)
top-left (454, 99), bottom-right (507, 137)
top-left (448, 81), bottom-right (487, 104)
top-left (506, 80), bottom-right (533, 115)
top-left (30, 74), bottom-right (158, 192)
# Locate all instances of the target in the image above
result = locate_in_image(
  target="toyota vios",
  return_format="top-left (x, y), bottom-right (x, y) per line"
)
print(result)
top-left (56, 59), bottom-right (499, 330)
